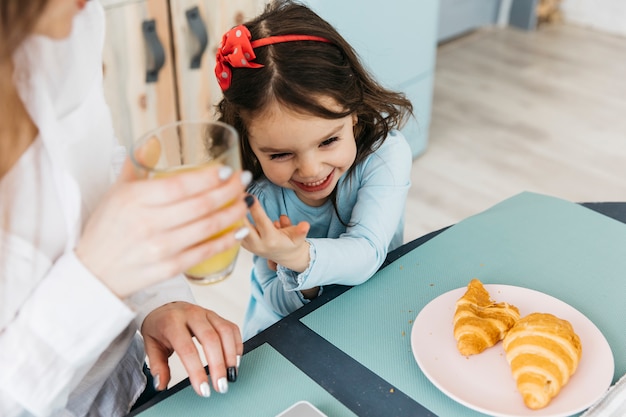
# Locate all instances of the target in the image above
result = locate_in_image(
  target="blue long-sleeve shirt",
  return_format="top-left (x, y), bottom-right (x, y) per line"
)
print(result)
top-left (243, 130), bottom-right (412, 340)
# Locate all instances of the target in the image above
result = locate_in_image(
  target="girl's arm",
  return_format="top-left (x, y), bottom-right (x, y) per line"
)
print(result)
top-left (243, 205), bottom-right (317, 315)
top-left (278, 132), bottom-right (412, 290)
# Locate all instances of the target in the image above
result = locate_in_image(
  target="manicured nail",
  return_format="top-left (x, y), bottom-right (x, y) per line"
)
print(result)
top-left (218, 166), bottom-right (233, 181)
top-left (199, 381), bottom-right (211, 397)
top-left (153, 374), bottom-right (160, 391)
top-left (240, 170), bottom-right (252, 186)
top-left (234, 227), bottom-right (249, 240)
top-left (227, 367), bottom-right (237, 382)
top-left (236, 355), bottom-right (241, 368)
top-left (244, 194), bottom-right (255, 207)
top-left (217, 377), bottom-right (229, 394)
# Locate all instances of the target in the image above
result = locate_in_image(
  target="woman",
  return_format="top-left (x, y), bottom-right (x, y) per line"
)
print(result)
top-left (0, 0), bottom-right (250, 415)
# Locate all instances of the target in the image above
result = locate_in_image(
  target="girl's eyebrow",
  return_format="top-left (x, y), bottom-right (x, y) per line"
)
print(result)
top-left (255, 124), bottom-right (344, 153)
top-left (257, 145), bottom-right (287, 153)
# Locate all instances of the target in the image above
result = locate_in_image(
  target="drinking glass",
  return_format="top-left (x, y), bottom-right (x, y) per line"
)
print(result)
top-left (130, 120), bottom-right (243, 285)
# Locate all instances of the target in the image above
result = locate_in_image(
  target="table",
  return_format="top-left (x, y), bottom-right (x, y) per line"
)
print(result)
top-left (129, 193), bottom-right (626, 417)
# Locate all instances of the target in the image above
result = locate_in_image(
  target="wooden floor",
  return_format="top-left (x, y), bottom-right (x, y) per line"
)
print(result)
top-left (170, 23), bottom-right (626, 384)
top-left (404, 23), bottom-right (626, 244)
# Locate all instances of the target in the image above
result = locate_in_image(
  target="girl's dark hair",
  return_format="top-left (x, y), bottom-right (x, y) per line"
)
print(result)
top-left (216, 0), bottom-right (414, 182)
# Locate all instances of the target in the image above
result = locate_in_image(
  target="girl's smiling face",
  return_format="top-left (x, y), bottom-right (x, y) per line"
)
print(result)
top-left (247, 99), bottom-right (357, 207)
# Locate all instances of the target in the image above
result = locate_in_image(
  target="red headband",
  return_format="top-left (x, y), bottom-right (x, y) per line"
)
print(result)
top-left (215, 25), bottom-right (332, 91)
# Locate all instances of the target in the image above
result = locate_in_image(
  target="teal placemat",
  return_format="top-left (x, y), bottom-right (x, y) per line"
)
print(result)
top-left (136, 343), bottom-right (356, 417)
top-left (301, 192), bottom-right (626, 417)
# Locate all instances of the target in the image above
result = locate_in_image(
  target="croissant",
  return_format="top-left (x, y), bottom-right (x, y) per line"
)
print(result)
top-left (503, 312), bottom-right (582, 409)
top-left (453, 279), bottom-right (521, 355)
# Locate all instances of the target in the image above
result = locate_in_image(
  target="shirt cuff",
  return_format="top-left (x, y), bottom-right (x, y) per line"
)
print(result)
top-left (294, 285), bottom-right (324, 304)
top-left (276, 240), bottom-right (316, 290)
top-left (126, 274), bottom-right (195, 329)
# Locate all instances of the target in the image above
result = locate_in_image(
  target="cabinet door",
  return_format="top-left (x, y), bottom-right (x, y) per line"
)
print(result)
top-left (168, 0), bottom-right (266, 121)
top-left (101, 0), bottom-right (178, 147)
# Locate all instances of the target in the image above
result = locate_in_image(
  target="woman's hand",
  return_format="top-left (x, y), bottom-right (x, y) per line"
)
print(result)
top-left (75, 159), bottom-right (251, 298)
top-left (141, 302), bottom-right (243, 397)
top-left (242, 195), bottom-right (310, 273)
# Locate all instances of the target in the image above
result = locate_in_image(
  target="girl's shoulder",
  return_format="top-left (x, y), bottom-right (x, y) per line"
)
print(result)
top-left (248, 176), bottom-right (279, 197)
top-left (247, 177), bottom-right (286, 216)
top-left (361, 130), bottom-right (412, 173)
top-left (376, 130), bottom-right (412, 156)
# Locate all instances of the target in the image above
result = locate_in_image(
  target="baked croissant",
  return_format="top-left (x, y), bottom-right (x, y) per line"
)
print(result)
top-left (503, 312), bottom-right (582, 409)
top-left (453, 278), bottom-right (520, 355)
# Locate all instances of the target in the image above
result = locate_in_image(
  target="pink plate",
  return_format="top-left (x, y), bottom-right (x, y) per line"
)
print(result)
top-left (411, 284), bottom-right (614, 417)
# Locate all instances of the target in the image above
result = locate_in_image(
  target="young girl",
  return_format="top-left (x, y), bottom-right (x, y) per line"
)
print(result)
top-left (216, 0), bottom-right (414, 339)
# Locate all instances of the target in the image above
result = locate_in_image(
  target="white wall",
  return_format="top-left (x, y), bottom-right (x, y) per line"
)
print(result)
top-left (561, 0), bottom-right (626, 37)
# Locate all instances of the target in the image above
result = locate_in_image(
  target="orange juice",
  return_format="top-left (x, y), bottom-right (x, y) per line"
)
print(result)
top-left (184, 222), bottom-right (242, 280)
top-left (153, 164), bottom-right (242, 283)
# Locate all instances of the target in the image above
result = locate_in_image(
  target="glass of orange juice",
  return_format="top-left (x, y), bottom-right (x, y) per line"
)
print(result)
top-left (130, 120), bottom-right (243, 285)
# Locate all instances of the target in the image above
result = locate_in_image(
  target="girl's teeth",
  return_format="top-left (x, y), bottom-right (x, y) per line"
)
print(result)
top-left (303, 174), bottom-right (328, 187)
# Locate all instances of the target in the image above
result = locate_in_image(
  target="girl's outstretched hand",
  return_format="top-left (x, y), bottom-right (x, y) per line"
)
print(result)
top-left (75, 158), bottom-right (250, 298)
top-left (242, 195), bottom-right (310, 273)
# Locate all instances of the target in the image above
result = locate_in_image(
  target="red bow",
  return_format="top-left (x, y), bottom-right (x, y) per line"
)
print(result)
top-left (215, 25), bottom-right (263, 91)
top-left (215, 25), bottom-right (332, 91)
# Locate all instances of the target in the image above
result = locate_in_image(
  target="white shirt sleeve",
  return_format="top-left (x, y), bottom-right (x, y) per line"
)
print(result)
top-left (0, 243), bottom-right (135, 416)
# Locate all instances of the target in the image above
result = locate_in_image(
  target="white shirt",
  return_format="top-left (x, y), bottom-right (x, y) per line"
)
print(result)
top-left (0, 2), bottom-right (194, 416)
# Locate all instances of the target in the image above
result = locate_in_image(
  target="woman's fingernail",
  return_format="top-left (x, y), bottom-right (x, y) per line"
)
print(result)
top-left (218, 166), bottom-right (233, 181)
top-left (236, 355), bottom-right (241, 368)
top-left (218, 377), bottom-right (229, 394)
top-left (244, 194), bottom-right (255, 207)
top-left (234, 227), bottom-right (249, 240)
top-left (199, 381), bottom-right (211, 397)
top-left (153, 374), bottom-right (160, 391)
top-left (240, 170), bottom-right (252, 186)
top-left (227, 367), bottom-right (237, 382)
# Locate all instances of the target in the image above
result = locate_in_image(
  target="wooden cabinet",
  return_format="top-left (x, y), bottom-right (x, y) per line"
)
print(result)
top-left (100, 0), bottom-right (265, 147)
top-left (101, 0), bottom-right (439, 157)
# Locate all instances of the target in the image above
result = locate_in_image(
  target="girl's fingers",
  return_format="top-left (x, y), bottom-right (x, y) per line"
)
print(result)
top-left (279, 214), bottom-right (292, 228)
top-left (296, 221), bottom-right (310, 236)
top-left (278, 222), bottom-right (310, 243)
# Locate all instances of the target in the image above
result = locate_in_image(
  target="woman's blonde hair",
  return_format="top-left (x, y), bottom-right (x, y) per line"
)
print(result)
top-left (1, 0), bottom-right (48, 266)
top-left (0, 0), bottom-right (48, 176)
top-left (0, 1), bottom-right (48, 60)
